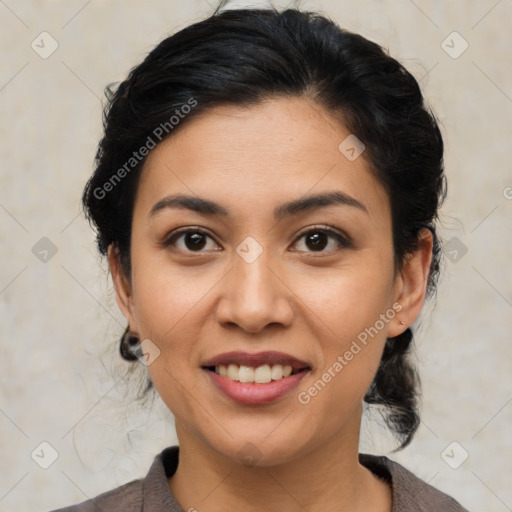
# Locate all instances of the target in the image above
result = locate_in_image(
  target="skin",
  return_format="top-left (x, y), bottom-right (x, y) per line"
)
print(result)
top-left (110, 96), bottom-right (433, 512)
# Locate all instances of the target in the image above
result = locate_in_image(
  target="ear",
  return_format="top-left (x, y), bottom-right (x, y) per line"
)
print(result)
top-left (388, 228), bottom-right (434, 338)
top-left (108, 245), bottom-right (139, 334)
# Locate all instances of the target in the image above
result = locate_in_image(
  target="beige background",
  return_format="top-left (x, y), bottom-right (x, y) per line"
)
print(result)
top-left (1, 1), bottom-right (511, 511)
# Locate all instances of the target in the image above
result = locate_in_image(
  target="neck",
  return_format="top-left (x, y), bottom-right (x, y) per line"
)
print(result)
top-left (168, 404), bottom-right (392, 512)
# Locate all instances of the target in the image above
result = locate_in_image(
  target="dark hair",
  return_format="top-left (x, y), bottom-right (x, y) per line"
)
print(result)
top-left (82, 6), bottom-right (446, 450)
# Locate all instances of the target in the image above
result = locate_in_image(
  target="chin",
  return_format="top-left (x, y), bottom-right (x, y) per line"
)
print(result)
top-left (218, 439), bottom-right (303, 468)
top-left (197, 419), bottom-right (318, 469)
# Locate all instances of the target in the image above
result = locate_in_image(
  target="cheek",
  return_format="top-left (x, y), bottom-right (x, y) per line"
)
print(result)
top-left (292, 252), bottom-right (395, 414)
top-left (128, 257), bottom-right (221, 418)
top-left (130, 254), bottom-right (217, 340)
top-left (294, 303), bottom-right (389, 446)
top-left (298, 250), bottom-right (396, 342)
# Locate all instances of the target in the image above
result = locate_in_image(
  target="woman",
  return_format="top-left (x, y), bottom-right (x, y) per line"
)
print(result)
top-left (52, 4), bottom-right (469, 511)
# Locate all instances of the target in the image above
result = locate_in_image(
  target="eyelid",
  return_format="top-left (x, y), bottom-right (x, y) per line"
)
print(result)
top-left (161, 226), bottom-right (219, 249)
top-left (292, 224), bottom-right (353, 250)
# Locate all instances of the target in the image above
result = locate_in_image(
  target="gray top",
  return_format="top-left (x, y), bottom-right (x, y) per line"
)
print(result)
top-left (50, 446), bottom-right (469, 512)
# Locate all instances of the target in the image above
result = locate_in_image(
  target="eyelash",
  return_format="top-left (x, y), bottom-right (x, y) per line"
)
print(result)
top-left (162, 225), bottom-right (352, 255)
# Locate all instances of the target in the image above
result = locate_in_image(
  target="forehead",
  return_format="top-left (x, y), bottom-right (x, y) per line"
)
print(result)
top-left (135, 96), bottom-right (390, 223)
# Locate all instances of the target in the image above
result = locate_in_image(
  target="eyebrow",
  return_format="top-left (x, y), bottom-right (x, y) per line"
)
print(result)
top-left (149, 190), bottom-right (368, 220)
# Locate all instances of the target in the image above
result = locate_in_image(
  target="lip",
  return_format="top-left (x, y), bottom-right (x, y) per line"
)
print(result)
top-left (201, 351), bottom-right (311, 405)
top-left (201, 350), bottom-right (310, 370)
top-left (204, 368), bottom-right (309, 405)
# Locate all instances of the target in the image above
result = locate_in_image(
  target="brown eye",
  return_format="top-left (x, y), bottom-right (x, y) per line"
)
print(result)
top-left (304, 232), bottom-right (328, 251)
top-left (292, 227), bottom-right (351, 253)
top-left (182, 232), bottom-right (207, 251)
top-left (164, 229), bottom-right (219, 253)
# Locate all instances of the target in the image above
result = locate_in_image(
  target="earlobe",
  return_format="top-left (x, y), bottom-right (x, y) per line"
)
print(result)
top-left (108, 245), bottom-right (138, 331)
top-left (389, 228), bottom-right (434, 338)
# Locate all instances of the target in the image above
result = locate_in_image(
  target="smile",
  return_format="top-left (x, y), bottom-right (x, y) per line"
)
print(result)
top-left (201, 351), bottom-right (311, 405)
top-left (211, 363), bottom-right (299, 383)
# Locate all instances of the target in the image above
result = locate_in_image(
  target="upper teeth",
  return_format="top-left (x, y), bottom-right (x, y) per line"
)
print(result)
top-left (216, 364), bottom-right (293, 383)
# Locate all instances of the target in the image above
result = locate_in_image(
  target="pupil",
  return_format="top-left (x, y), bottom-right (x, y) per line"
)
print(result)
top-left (186, 232), bottom-right (206, 251)
top-left (307, 232), bottom-right (327, 251)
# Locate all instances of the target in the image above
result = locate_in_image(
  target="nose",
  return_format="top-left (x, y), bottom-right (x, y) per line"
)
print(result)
top-left (215, 249), bottom-right (294, 334)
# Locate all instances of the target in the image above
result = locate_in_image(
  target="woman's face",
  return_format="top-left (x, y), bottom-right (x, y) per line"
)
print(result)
top-left (112, 96), bottom-right (425, 466)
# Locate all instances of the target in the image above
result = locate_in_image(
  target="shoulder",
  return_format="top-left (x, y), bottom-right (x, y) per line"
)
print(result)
top-left (359, 453), bottom-right (470, 512)
top-left (47, 446), bottom-right (180, 512)
top-left (48, 478), bottom-right (143, 512)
